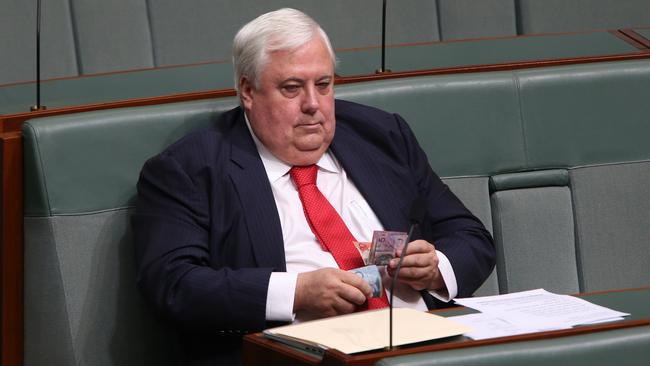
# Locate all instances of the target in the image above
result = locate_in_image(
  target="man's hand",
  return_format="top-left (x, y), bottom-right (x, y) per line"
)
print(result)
top-left (294, 268), bottom-right (372, 319)
top-left (386, 240), bottom-right (444, 291)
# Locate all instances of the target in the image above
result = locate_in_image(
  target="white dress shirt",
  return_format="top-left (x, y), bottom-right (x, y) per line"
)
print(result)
top-left (245, 118), bottom-right (457, 322)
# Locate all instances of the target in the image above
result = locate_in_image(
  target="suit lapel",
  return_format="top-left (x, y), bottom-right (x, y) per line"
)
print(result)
top-left (227, 113), bottom-right (286, 271)
top-left (331, 125), bottom-right (411, 232)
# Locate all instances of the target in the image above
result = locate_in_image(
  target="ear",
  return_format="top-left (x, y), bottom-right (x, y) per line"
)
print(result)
top-left (239, 76), bottom-right (254, 110)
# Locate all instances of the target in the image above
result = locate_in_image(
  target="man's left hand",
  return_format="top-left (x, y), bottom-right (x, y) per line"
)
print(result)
top-left (386, 240), bottom-right (444, 291)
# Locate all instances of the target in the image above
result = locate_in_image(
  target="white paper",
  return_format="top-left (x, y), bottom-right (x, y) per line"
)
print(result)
top-left (448, 313), bottom-right (547, 340)
top-left (454, 289), bottom-right (629, 330)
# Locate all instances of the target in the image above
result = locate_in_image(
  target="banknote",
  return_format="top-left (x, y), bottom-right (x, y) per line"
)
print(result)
top-left (369, 230), bottom-right (408, 265)
top-left (349, 265), bottom-right (383, 298)
top-left (353, 241), bottom-right (372, 265)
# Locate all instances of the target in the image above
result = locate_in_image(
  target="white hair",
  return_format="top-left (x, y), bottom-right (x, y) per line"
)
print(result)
top-left (232, 8), bottom-right (337, 93)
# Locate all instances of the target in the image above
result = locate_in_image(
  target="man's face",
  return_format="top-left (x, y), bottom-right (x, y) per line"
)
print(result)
top-left (240, 36), bottom-right (335, 166)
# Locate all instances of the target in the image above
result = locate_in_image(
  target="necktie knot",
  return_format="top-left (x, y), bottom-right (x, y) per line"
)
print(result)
top-left (290, 165), bottom-right (318, 188)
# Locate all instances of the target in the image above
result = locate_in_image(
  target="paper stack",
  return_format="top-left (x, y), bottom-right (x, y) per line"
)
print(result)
top-left (450, 289), bottom-right (629, 340)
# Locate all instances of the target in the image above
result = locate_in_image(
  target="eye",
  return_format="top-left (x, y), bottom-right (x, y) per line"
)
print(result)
top-left (281, 84), bottom-right (300, 96)
top-left (316, 80), bottom-right (332, 93)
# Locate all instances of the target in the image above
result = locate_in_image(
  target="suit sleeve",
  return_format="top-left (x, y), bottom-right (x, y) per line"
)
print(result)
top-left (133, 151), bottom-right (271, 333)
top-left (394, 113), bottom-right (496, 297)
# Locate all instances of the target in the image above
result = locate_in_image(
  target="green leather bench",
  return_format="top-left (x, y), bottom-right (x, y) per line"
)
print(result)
top-left (22, 59), bottom-right (650, 364)
top-left (377, 287), bottom-right (650, 366)
top-left (377, 325), bottom-right (650, 366)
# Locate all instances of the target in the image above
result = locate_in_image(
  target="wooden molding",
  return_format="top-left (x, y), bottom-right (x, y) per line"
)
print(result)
top-left (1, 131), bottom-right (23, 366)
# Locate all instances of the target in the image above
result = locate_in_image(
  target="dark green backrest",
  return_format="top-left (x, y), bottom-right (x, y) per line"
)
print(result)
top-left (23, 97), bottom-right (238, 216)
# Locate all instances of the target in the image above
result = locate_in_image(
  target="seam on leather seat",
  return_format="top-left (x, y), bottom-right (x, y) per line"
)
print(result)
top-left (441, 174), bottom-right (490, 180)
top-left (568, 158), bottom-right (650, 171)
top-left (513, 71), bottom-right (530, 171)
top-left (24, 122), bottom-right (53, 216)
top-left (490, 194), bottom-right (508, 294)
top-left (27, 205), bottom-right (135, 218)
top-left (568, 171), bottom-right (586, 292)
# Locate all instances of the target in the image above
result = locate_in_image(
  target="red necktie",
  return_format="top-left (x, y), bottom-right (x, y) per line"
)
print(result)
top-left (290, 165), bottom-right (388, 309)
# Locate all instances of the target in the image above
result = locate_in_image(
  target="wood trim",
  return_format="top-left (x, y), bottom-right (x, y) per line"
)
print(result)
top-left (5, 52), bottom-right (650, 132)
top-left (574, 284), bottom-right (650, 297)
top-left (335, 52), bottom-right (650, 84)
top-left (0, 58), bottom-right (233, 88)
top-left (619, 29), bottom-right (650, 50)
top-left (0, 27), bottom-right (630, 88)
top-left (611, 30), bottom-right (650, 50)
top-left (1, 132), bottom-right (23, 366)
top-left (0, 88), bottom-right (237, 133)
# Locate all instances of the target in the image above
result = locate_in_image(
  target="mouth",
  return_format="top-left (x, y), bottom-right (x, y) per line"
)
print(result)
top-left (297, 120), bottom-right (322, 126)
top-left (296, 121), bottom-right (322, 130)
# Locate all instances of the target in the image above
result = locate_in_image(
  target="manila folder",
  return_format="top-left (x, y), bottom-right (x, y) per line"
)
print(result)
top-left (264, 308), bottom-right (471, 354)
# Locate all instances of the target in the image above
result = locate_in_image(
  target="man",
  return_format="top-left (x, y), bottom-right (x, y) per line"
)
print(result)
top-left (134, 8), bottom-right (495, 365)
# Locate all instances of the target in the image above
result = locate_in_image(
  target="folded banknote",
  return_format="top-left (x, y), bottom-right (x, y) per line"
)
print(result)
top-left (369, 230), bottom-right (408, 266)
top-left (349, 265), bottom-right (383, 298)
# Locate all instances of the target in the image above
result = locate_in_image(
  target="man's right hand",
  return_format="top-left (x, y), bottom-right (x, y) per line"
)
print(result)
top-left (294, 268), bottom-right (372, 319)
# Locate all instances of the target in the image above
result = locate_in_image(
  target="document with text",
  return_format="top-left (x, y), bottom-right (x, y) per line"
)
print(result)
top-left (447, 313), bottom-right (543, 340)
top-left (454, 289), bottom-right (629, 333)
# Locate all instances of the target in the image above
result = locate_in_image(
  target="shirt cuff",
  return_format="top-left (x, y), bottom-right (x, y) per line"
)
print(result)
top-left (265, 272), bottom-right (298, 322)
top-left (428, 250), bottom-right (458, 303)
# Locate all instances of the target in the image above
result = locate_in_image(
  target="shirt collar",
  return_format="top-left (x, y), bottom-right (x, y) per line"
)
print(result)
top-left (244, 112), bottom-right (340, 183)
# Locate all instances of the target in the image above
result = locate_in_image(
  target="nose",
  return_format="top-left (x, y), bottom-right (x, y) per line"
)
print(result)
top-left (301, 85), bottom-right (319, 115)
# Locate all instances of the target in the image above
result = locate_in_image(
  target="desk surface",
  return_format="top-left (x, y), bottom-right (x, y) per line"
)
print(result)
top-left (635, 28), bottom-right (650, 41)
top-left (335, 31), bottom-right (638, 76)
top-left (0, 62), bottom-right (234, 115)
top-left (242, 286), bottom-right (650, 366)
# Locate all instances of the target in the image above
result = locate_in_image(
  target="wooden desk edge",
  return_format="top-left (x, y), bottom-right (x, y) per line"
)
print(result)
top-left (243, 286), bottom-right (650, 366)
top-left (4, 51), bottom-right (650, 131)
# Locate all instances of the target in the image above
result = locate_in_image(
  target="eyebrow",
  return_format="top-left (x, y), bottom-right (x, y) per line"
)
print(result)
top-left (280, 75), bottom-right (332, 84)
top-left (281, 77), bottom-right (305, 84)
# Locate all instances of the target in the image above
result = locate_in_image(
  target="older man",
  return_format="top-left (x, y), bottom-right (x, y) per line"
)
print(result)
top-left (134, 8), bottom-right (494, 365)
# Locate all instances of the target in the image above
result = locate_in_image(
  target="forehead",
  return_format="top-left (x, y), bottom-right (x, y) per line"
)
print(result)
top-left (262, 37), bottom-right (334, 79)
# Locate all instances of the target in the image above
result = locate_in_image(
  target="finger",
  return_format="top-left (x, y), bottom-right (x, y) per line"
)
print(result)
top-left (401, 240), bottom-right (435, 255)
top-left (405, 252), bottom-right (437, 267)
top-left (337, 282), bottom-right (369, 306)
top-left (396, 265), bottom-right (431, 280)
top-left (341, 271), bottom-right (373, 298)
top-left (390, 241), bottom-right (434, 268)
top-left (390, 252), bottom-right (437, 270)
top-left (331, 294), bottom-right (361, 314)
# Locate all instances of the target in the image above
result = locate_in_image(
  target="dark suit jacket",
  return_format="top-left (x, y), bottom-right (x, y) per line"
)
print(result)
top-left (134, 99), bottom-right (495, 365)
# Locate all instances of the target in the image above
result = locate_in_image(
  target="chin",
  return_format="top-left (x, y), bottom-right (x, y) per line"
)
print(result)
top-left (291, 155), bottom-right (322, 166)
top-left (287, 148), bottom-right (327, 166)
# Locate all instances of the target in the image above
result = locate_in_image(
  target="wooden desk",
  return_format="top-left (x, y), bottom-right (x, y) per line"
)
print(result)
top-left (242, 286), bottom-right (650, 366)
